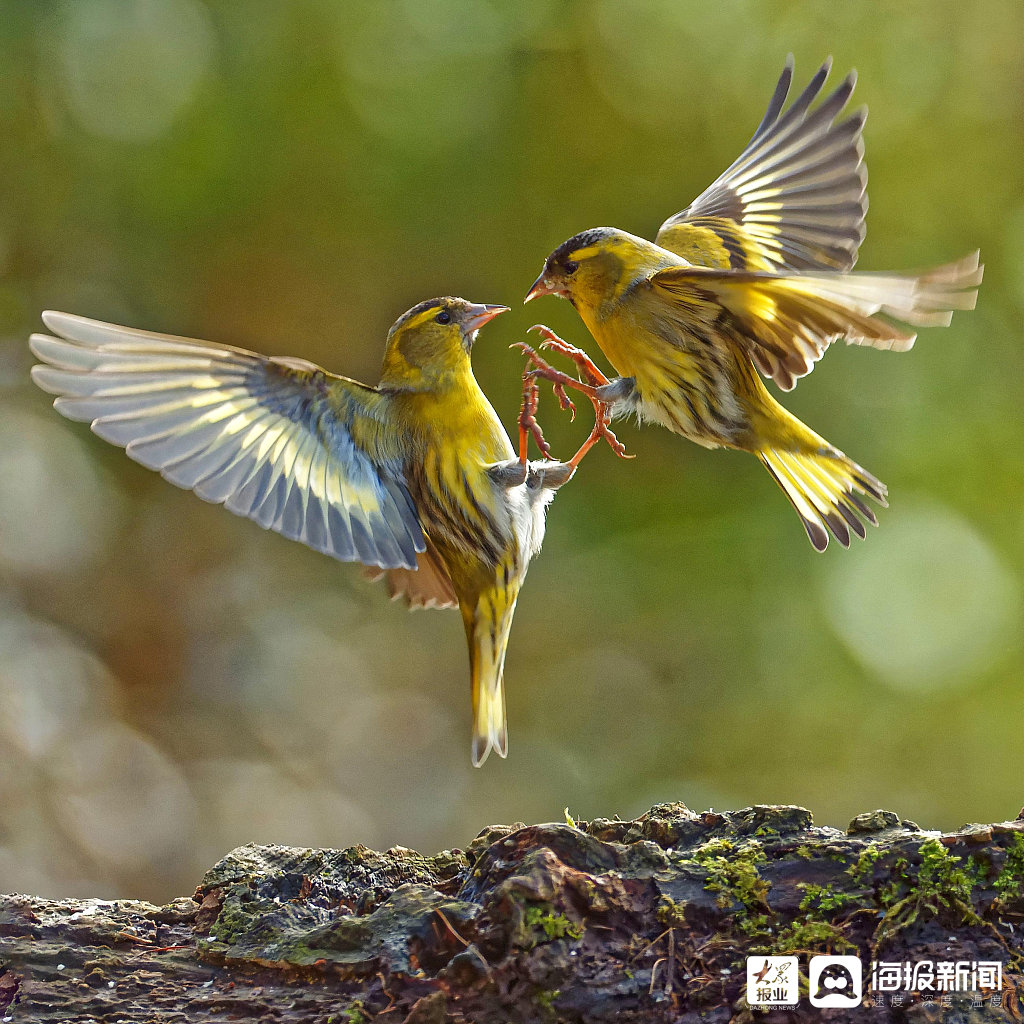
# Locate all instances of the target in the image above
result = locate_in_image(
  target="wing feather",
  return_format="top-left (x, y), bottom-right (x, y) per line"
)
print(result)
top-left (31, 311), bottom-right (425, 569)
top-left (656, 56), bottom-right (867, 273)
top-left (650, 252), bottom-right (983, 390)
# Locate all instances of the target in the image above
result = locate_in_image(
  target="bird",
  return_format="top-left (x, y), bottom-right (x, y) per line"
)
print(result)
top-left (521, 57), bottom-right (982, 550)
top-left (29, 298), bottom-right (590, 766)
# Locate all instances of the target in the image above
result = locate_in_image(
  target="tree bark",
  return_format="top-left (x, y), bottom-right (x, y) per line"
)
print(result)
top-left (2, 803), bottom-right (1023, 1022)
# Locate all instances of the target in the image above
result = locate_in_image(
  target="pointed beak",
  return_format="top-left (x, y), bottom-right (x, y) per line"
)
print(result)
top-left (524, 271), bottom-right (561, 304)
top-left (462, 303), bottom-right (509, 335)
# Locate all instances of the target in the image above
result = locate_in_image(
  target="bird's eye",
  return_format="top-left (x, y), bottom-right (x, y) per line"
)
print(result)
top-left (565, 260), bottom-right (579, 275)
top-left (435, 309), bottom-right (452, 325)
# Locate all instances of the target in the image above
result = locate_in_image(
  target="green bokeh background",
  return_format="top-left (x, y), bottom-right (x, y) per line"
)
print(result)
top-left (1, 0), bottom-right (1021, 901)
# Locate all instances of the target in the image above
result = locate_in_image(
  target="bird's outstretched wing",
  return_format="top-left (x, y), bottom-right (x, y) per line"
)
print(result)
top-left (655, 56), bottom-right (867, 273)
top-left (650, 252), bottom-right (983, 391)
top-left (31, 311), bottom-right (426, 569)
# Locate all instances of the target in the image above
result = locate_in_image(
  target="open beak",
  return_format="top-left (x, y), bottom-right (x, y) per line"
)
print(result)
top-left (524, 271), bottom-right (562, 304)
top-left (462, 303), bottom-right (509, 335)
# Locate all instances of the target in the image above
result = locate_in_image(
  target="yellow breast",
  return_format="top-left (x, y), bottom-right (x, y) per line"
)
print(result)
top-left (579, 293), bottom-right (748, 447)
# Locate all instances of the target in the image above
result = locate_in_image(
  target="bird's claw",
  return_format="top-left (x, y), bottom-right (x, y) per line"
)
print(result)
top-left (515, 329), bottom-right (631, 469)
top-left (551, 381), bottom-right (576, 420)
top-left (517, 373), bottom-right (553, 464)
top-left (600, 419), bottom-right (633, 461)
top-left (527, 325), bottom-right (611, 387)
top-left (566, 405), bottom-right (634, 470)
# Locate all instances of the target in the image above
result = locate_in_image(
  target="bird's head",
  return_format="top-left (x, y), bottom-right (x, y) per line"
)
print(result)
top-left (525, 227), bottom-right (660, 313)
top-left (380, 297), bottom-right (508, 388)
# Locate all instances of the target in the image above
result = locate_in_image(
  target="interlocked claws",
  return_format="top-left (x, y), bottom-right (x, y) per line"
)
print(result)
top-left (512, 325), bottom-right (632, 470)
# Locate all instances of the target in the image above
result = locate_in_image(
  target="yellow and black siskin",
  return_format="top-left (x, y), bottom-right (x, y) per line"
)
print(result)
top-left (30, 299), bottom-right (579, 765)
top-left (525, 58), bottom-right (982, 550)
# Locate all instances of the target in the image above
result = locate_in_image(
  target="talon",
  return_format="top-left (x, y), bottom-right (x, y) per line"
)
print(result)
top-left (515, 329), bottom-right (630, 469)
top-left (525, 325), bottom-right (610, 387)
top-left (552, 382), bottom-right (576, 421)
top-left (603, 422), bottom-right (634, 460)
top-left (518, 376), bottom-right (557, 462)
top-left (510, 340), bottom-right (540, 361)
top-left (531, 423), bottom-right (552, 459)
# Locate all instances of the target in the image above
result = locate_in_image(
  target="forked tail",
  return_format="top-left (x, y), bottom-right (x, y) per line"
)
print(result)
top-left (759, 442), bottom-right (887, 551)
top-left (467, 590), bottom-right (518, 767)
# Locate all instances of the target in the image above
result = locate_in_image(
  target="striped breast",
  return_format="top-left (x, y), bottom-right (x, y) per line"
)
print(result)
top-left (591, 303), bottom-right (750, 450)
top-left (398, 381), bottom-right (533, 602)
top-left (411, 446), bottom-right (512, 575)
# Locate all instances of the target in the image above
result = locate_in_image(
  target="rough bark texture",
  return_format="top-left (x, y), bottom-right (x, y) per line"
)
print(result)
top-left (2, 803), bottom-right (1024, 1022)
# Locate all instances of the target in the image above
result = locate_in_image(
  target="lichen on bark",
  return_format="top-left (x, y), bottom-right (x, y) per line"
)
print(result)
top-left (2, 802), bottom-right (1024, 1022)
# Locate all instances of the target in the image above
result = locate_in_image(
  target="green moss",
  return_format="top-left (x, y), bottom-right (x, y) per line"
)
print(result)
top-left (692, 837), bottom-right (770, 936)
top-left (849, 844), bottom-right (883, 884)
top-left (536, 988), bottom-right (561, 1015)
top-left (875, 838), bottom-right (982, 942)
top-left (335, 1002), bottom-right (367, 1024)
top-left (694, 838), bottom-right (768, 910)
top-left (756, 919), bottom-right (856, 955)
top-left (798, 882), bottom-right (858, 915)
top-left (524, 905), bottom-right (583, 943)
top-left (793, 846), bottom-right (883, 916)
top-left (995, 832), bottom-right (1024, 896)
top-left (656, 896), bottom-right (687, 928)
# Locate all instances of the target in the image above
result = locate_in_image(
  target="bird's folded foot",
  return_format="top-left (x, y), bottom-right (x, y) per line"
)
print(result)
top-left (526, 459), bottom-right (575, 491)
top-left (516, 372), bottom-right (553, 464)
top-left (488, 458), bottom-right (529, 487)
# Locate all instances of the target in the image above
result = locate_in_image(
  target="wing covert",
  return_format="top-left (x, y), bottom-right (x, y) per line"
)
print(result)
top-left (30, 311), bottom-right (426, 569)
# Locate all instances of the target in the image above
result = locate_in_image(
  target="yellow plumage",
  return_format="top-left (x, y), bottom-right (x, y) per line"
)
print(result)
top-left (30, 298), bottom-right (570, 765)
top-left (525, 59), bottom-right (982, 550)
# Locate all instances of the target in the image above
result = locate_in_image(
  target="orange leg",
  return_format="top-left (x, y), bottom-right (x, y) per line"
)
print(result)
top-left (527, 324), bottom-right (612, 387)
top-left (511, 331), bottom-right (633, 469)
top-left (517, 373), bottom-right (550, 465)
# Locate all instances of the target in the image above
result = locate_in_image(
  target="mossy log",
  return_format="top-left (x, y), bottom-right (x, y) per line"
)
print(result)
top-left (2, 803), bottom-right (1024, 1022)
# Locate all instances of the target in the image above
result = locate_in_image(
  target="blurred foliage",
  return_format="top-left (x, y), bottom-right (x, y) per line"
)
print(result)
top-left (0, 0), bottom-right (1022, 902)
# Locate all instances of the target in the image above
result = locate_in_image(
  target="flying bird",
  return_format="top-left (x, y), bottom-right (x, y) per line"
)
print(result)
top-left (523, 57), bottom-right (982, 550)
top-left (30, 299), bottom-right (592, 765)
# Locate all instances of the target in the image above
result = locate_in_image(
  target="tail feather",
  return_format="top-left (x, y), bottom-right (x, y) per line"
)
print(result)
top-left (760, 444), bottom-right (886, 551)
top-left (467, 593), bottom-right (517, 767)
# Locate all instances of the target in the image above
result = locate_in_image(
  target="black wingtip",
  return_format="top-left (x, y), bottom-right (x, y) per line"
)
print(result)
top-left (752, 56), bottom-right (796, 141)
top-left (804, 517), bottom-right (830, 552)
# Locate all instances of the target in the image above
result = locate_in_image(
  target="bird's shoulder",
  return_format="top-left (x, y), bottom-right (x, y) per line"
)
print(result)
top-left (653, 217), bottom-right (777, 272)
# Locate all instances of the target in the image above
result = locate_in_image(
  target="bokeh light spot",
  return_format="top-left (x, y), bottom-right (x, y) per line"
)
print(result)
top-left (47, 723), bottom-right (195, 871)
top-left (823, 501), bottom-right (1020, 691)
top-left (0, 409), bottom-right (119, 576)
top-left (0, 605), bottom-right (118, 758)
top-left (54, 0), bottom-right (215, 142)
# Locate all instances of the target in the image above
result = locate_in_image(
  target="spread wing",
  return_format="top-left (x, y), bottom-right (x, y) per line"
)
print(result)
top-left (655, 56), bottom-right (867, 273)
top-left (650, 252), bottom-right (982, 391)
top-left (30, 311), bottom-right (426, 569)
